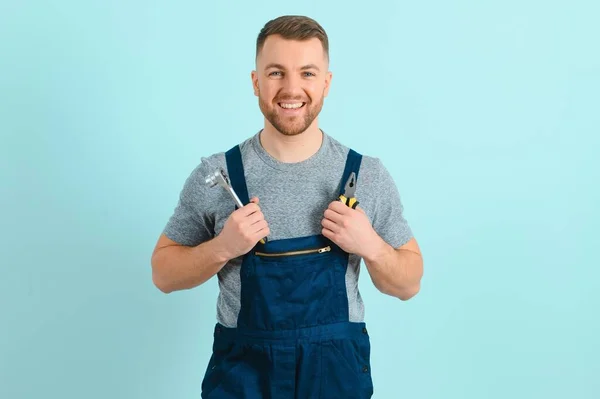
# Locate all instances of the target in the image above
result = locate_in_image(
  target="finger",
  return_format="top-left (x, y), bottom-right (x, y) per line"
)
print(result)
top-left (250, 196), bottom-right (259, 204)
top-left (252, 221), bottom-right (269, 236)
top-left (321, 218), bottom-right (340, 234)
top-left (323, 208), bottom-right (344, 224)
top-left (329, 200), bottom-right (351, 214)
top-left (237, 202), bottom-right (261, 216)
top-left (321, 227), bottom-right (334, 239)
top-left (246, 210), bottom-right (266, 226)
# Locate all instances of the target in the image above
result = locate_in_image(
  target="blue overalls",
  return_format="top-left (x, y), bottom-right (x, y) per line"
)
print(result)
top-left (201, 145), bottom-right (374, 398)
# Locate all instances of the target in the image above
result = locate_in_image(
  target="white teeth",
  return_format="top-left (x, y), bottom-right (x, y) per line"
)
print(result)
top-left (280, 103), bottom-right (303, 109)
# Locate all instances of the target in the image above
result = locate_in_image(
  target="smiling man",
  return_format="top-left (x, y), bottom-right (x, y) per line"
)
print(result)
top-left (151, 15), bottom-right (423, 398)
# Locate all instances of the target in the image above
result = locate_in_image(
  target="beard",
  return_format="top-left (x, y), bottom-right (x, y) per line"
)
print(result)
top-left (258, 92), bottom-right (324, 136)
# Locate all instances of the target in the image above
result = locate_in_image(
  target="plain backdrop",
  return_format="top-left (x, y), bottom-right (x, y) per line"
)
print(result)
top-left (1, 1), bottom-right (599, 398)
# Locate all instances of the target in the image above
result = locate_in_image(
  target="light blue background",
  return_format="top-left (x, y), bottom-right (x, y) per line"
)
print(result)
top-left (1, 1), bottom-right (599, 398)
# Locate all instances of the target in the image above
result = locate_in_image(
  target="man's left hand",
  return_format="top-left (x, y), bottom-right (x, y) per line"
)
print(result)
top-left (321, 200), bottom-right (382, 258)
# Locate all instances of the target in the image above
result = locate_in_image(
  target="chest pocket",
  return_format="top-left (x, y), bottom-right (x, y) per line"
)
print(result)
top-left (237, 244), bottom-right (350, 331)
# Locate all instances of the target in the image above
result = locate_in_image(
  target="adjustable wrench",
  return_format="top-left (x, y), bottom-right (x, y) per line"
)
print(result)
top-left (205, 168), bottom-right (267, 244)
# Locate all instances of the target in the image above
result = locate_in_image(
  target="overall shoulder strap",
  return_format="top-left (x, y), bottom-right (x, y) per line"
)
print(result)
top-left (225, 145), bottom-right (250, 208)
top-left (338, 148), bottom-right (363, 196)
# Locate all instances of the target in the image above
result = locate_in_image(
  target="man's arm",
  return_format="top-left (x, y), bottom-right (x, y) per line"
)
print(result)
top-left (321, 200), bottom-right (423, 300)
top-left (362, 236), bottom-right (423, 300)
top-left (150, 234), bottom-right (231, 294)
top-left (151, 197), bottom-right (269, 294)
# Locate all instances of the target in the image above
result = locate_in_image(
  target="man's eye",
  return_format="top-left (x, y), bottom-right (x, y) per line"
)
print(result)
top-left (304, 72), bottom-right (315, 77)
top-left (269, 71), bottom-right (282, 76)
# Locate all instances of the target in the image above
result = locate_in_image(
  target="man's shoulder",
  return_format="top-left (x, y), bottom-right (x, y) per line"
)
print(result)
top-left (325, 133), bottom-right (387, 177)
top-left (185, 134), bottom-right (257, 180)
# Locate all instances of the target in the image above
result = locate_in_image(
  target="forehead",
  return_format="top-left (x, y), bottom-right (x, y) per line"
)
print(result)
top-left (257, 35), bottom-right (327, 69)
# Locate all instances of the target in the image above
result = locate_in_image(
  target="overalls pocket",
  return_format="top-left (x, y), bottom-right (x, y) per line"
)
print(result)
top-left (239, 245), bottom-right (348, 330)
top-left (321, 335), bottom-right (374, 398)
top-left (201, 340), bottom-right (248, 398)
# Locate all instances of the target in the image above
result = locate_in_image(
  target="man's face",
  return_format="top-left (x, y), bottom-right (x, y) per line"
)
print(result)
top-left (252, 35), bottom-right (332, 136)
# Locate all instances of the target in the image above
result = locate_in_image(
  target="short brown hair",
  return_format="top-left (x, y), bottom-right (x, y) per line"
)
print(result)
top-left (256, 15), bottom-right (329, 60)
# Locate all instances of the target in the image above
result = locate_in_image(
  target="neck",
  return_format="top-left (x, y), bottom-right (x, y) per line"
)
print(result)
top-left (260, 121), bottom-right (323, 163)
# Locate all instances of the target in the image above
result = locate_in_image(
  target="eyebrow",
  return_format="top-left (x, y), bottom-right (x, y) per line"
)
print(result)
top-left (264, 63), bottom-right (321, 72)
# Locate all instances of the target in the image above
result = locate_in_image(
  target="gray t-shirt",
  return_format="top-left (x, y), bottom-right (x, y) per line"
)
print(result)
top-left (163, 131), bottom-right (413, 327)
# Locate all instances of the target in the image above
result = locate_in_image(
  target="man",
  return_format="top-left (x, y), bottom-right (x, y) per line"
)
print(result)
top-left (151, 15), bottom-right (423, 398)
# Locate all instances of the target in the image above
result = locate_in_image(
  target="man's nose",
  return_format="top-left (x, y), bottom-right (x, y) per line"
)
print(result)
top-left (281, 74), bottom-right (303, 96)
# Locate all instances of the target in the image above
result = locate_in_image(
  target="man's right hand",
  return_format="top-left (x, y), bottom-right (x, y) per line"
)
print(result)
top-left (215, 197), bottom-right (270, 260)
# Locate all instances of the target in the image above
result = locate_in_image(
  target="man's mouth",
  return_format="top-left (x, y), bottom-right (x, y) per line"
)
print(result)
top-left (278, 102), bottom-right (306, 109)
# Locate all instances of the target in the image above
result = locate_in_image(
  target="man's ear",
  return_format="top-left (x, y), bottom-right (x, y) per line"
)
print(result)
top-left (251, 70), bottom-right (259, 96)
top-left (324, 71), bottom-right (333, 97)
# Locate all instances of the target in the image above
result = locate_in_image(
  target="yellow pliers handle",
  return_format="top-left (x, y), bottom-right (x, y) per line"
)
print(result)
top-left (339, 172), bottom-right (359, 209)
top-left (338, 194), bottom-right (359, 209)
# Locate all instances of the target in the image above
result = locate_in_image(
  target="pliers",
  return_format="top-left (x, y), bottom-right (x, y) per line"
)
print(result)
top-left (339, 172), bottom-right (359, 209)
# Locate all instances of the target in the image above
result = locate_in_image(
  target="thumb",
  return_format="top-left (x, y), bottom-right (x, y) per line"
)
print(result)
top-left (249, 196), bottom-right (259, 204)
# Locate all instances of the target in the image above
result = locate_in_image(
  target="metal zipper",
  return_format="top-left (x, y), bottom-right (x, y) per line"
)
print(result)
top-left (255, 246), bottom-right (331, 257)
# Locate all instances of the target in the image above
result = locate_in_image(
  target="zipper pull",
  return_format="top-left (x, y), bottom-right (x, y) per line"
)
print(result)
top-left (318, 246), bottom-right (332, 253)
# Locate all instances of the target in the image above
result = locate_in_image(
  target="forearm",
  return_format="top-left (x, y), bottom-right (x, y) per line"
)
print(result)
top-left (151, 236), bottom-right (232, 293)
top-left (362, 236), bottom-right (423, 300)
